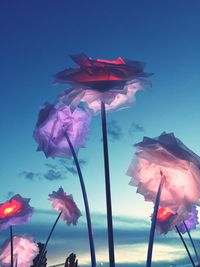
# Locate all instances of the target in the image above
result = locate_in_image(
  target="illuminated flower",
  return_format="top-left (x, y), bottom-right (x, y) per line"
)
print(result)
top-left (127, 132), bottom-right (200, 214)
top-left (33, 102), bottom-right (91, 158)
top-left (176, 205), bottom-right (199, 234)
top-left (49, 187), bottom-right (82, 225)
top-left (0, 235), bottom-right (39, 267)
top-left (55, 53), bottom-right (152, 114)
top-left (0, 194), bottom-right (34, 231)
top-left (155, 207), bottom-right (185, 234)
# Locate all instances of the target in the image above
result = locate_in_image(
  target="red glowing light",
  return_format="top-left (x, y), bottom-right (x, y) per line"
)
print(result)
top-left (0, 199), bottom-right (23, 219)
top-left (157, 207), bottom-right (172, 222)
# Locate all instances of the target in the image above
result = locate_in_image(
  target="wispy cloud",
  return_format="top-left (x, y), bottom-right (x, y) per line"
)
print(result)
top-left (43, 169), bottom-right (66, 181)
top-left (19, 171), bottom-right (41, 181)
top-left (107, 120), bottom-right (123, 142)
top-left (59, 158), bottom-right (87, 175)
top-left (19, 157), bottom-right (87, 182)
top-left (45, 163), bottom-right (58, 170)
top-left (128, 122), bottom-right (145, 137)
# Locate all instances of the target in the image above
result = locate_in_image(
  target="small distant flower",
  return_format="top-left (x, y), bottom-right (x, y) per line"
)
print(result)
top-left (55, 53), bottom-right (152, 114)
top-left (127, 132), bottom-right (200, 214)
top-left (176, 206), bottom-right (199, 234)
top-left (33, 102), bottom-right (91, 158)
top-left (49, 187), bottom-right (82, 225)
top-left (0, 194), bottom-right (34, 231)
top-left (0, 235), bottom-right (39, 267)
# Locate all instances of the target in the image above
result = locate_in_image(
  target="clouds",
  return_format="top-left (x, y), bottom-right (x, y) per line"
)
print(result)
top-left (107, 120), bottom-right (123, 142)
top-left (43, 170), bottom-right (66, 181)
top-left (19, 171), bottom-right (41, 181)
top-left (128, 122), bottom-right (145, 137)
top-left (105, 120), bottom-right (145, 142)
top-left (59, 158), bottom-right (87, 176)
top-left (19, 169), bottom-right (66, 182)
top-left (19, 158), bottom-right (87, 182)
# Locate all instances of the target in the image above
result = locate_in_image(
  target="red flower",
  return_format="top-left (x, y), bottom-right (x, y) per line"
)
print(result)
top-left (0, 195), bottom-right (34, 231)
top-left (55, 53), bottom-right (152, 114)
top-left (0, 199), bottom-right (23, 219)
top-left (54, 53), bottom-right (151, 92)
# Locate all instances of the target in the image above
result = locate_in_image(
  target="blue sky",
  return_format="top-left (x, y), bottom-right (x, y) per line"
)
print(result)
top-left (1, 0), bottom-right (200, 266)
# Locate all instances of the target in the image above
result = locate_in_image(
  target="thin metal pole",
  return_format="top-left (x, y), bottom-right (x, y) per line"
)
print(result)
top-left (65, 133), bottom-right (96, 267)
top-left (146, 174), bottom-right (165, 267)
top-left (10, 225), bottom-right (13, 267)
top-left (183, 221), bottom-right (200, 264)
top-left (101, 102), bottom-right (115, 267)
top-left (175, 225), bottom-right (195, 267)
top-left (36, 211), bottom-right (62, 267)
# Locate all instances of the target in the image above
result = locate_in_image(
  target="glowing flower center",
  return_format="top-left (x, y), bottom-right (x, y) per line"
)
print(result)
top-left (0, 199), bottom-right (23, 219)
top-left (4, 206), bottom-right (16, 215)
top-left (157, 207), bottom-right (172, 222)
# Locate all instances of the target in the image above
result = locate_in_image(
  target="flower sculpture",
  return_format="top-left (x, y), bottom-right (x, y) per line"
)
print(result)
top-left (33, 102), bottom-right (91, 158)
top-left (127, 132), bottom-right (200, 214)
top-left (54, 53), bottom-right (152, 267)
top-left (0, 235), bottom-right (39, 267)
top-left (0, 194), bottom-right (34, 231)
top-left (49, 187), bottom-right (81, 225)
top-left (55, 53), bottom-right (152, 114)
top-left (33, 101), bottom-right (96, 267)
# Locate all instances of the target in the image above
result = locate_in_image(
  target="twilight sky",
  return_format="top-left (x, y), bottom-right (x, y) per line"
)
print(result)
top-left (1, 0), bottom-right (200, 266)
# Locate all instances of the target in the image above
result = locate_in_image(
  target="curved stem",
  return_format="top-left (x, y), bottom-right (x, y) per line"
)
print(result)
top-left (101, 102), bottom-right (115, 267)
top-left (146, 175), bottom-right (165, 267)
top-left (175, 226), bottom-right (195, 267)
top-left (183, 221), bottom-right (200, 264)
top-left (36, 211), bottom-right (62, 267)
top-left (65, 133), bottom-right (96, 267)
top-left (10, 225), bottom-right (13, 267)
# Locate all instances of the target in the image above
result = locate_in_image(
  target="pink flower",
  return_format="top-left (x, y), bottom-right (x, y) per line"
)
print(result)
top-left (0, 194), bottom-right (34, 231)
top-left (127, 132), bottom-right (200, 214)
top-left (0, 235), bottom-right (39, 267)
top-left (49, 187), bottom-right (82, 225)
top-left (55, 53), bottom-right (152, 114)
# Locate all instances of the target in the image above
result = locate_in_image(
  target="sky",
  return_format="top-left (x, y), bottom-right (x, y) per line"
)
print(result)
top-left (1, 0), bottom-right (200, 266)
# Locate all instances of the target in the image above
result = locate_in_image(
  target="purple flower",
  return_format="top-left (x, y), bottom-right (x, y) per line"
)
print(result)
top-left (49, 187), bottom-right (82, 225)
top-left (54, 53), bottom-right (152, 114)
top-left (33, 102), bottom-right (91, 158)
top-left (0, 194), bottom-right (34, 231)
top-left (0, 235), bottom-right (39, 267)
top-left (127, 132), bottom-right (200, 214)
top-left (176, 206), bottom-right (199, 234)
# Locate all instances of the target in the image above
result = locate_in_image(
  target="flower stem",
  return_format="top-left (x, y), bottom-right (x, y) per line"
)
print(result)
top-left (101, 102), bottom-right (115, 267)
top-left (146, 174), bottom-right (165, 267)
top-left (65, 132), bottom-right (96, 267)
top-left (183, 221), bottom-right (200, 264)
top-left (10, 225), bottom-right (13, 267)
top-left (175, 225), bottom-right (196, 267)
top-left (36, 211), bottom-right (62, 267)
